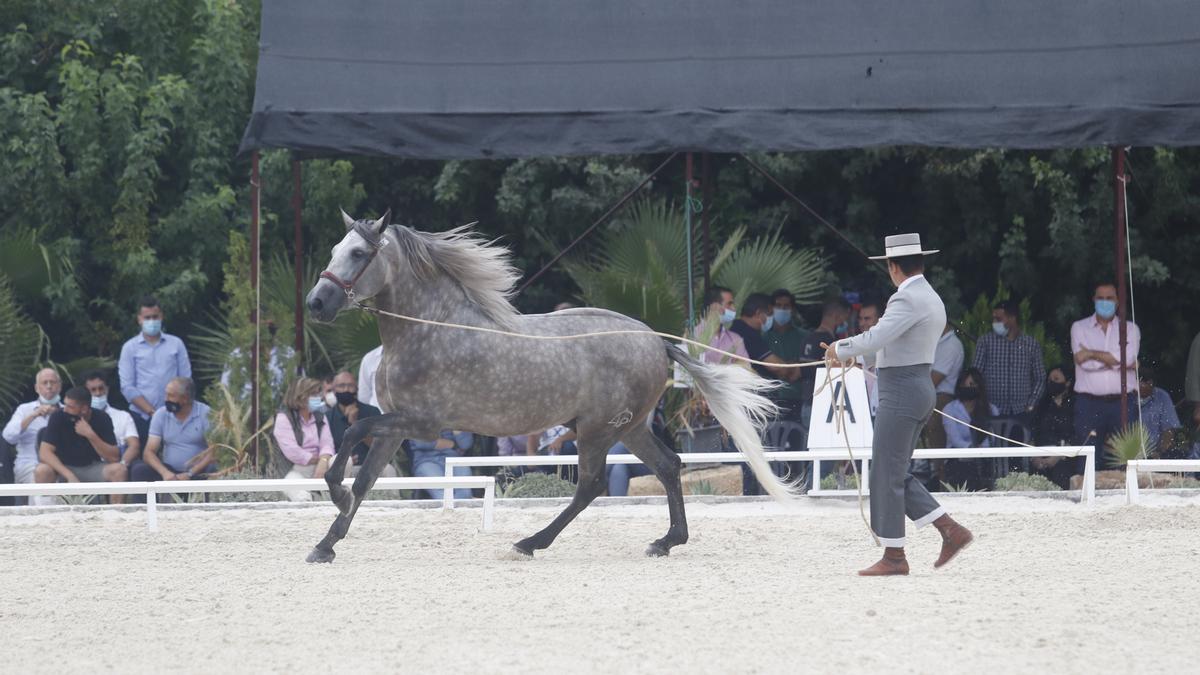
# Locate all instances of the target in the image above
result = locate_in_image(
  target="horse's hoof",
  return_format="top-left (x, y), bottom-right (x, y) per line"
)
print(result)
top-left (645, 543), bottom-right (670, 558)
top-left (502, 545), bottom-right (534, 561)
top-left (306, 547), bottom-right (336, 564)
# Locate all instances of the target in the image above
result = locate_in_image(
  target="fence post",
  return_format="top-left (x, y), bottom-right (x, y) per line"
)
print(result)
top-left (147, 489), bottom-right (158, 532)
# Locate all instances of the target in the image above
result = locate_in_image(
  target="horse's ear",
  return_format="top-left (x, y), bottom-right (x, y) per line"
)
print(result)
top-left (341, 208), bottom-right (355, 231)
top-left (374, 208), bottom-right (391, 234)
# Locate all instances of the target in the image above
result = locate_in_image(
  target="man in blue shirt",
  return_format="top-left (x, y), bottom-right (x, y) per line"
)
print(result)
top-left (1136, 367), bottom-right (1181, 456)
top-left (130, 377), bottom-right (214, 485)
top-left (119, 295), bottom-right (192, 444)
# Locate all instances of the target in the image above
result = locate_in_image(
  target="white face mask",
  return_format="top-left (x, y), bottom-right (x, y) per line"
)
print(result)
top-left (324, 392), bottom-right (338, 409)
top-left (39, 394), bottom-right (61, 406)
top-left (91, 396), bottom-right (109, 410)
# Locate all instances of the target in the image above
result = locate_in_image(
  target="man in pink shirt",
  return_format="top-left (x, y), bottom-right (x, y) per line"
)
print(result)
top-left (696, 286), bottom-right (748, 366)
top-left (1071, 282), bottom-right (1139, 470)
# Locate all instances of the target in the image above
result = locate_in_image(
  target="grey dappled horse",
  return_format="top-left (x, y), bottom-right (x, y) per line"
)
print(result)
top-left (303, 210), bottom-right (791, 563)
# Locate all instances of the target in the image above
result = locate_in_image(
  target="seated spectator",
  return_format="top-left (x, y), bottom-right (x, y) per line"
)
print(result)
top-left (34, 386), bottom-right (125, 502)
top-left (130, 377), bottom-right (215, 487)
top-left (2, 369), bottom-right (62, 501)
top-left (410, 430), bottom-right (474, 499)
top-left (941, 368), bottom-right (1000, 490)
top-left (607, 441), bottom-right (653, 497)
top-left (765, 289), bottom-right (810, 416)
top-left (1031, 366), bottom-right (1077, 488)
top-left (273, 377), bottom-right (335, 502)
top-left (526, 425), bottom-right (578, 482)
top-left (84, 370), bottom-right (140, 468)
top-left (695, 286), bottom-right (748, 366)
top-left (357, 345), bottom-right (384, 408)
top-left (926, 324), bottom-right (964, 448)
top-left (326, 370), bottom-right (397, 477)
top-left (1137, 366), bottom-right (1182, 456)
top-left (119, 295), bottom-right (192, 444)
top-left (497, 434), bottom-right (530, 477)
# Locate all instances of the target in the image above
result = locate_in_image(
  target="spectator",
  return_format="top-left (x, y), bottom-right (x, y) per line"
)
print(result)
top-left (1186, 331), bottom-right (1200, 430)
top-left (35, 386), bottom-right (125, 501)
top-left (1071, 282), bottom-right (1140, 470)
top-left (497, 434), bottom-right (531, 477)
top-left (119, 295), bottom-right (192, 444)
top-left (129, 377), bottom-right (215, 486)
top-left (695, 286), bottom-right (748, 366)
top-left (1136, 366), bottom-right (1182, 456)
top-left (411, 430), bottom-right (474, 500)
top-left (273, 377), bottom-right (335, 502)
top-left (2, 369), bottom-right (62, 496)
top-left (730, 293), bottom-right (793, 380)
top-left (856, 298), bottom-right (882, 418)
top-left (798, 297), bottom-right (852, 411)
top-left (941, 369), bottom-right (999, 490)
top-left (219, 319), bottom-right (292, 395)
top-left (729, 293), bottom-right (794, 494)
top-left (1031, 366), bottom-right (1077, 488)
top-left (326, 370), bottom-right (397, 477)
top-left (971, 300), bottom-right (1045, 418)
top-left (83, 370), bottom-right (140, 469)
top-left (764, 289), bottom-right (809, 418)
top-left (926, 324), bottom-right (965, 448)
top-left (357, 345), bottom-right (384, 408)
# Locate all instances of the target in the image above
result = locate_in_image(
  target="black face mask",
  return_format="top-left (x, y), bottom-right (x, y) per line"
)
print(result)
top-left (335, 391), bottom-right (358, 407)
top-left (1045, 381), bottom-right (1068, 396)
top-left (165, 400), bottom-right (182, 414)
top-left (956, 386), bottom-right (980, 402)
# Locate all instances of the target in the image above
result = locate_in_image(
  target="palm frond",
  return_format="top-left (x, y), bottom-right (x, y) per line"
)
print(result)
top-left (0, 277), bottom-right (46, 416)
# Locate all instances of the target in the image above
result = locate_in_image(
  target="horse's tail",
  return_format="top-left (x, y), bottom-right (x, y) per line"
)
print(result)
top-left (666, 344), bottom-right (802, 502)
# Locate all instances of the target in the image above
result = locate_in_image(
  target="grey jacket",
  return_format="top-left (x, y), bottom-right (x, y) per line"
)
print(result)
top-left (835, 275), bottom-right (946, 368)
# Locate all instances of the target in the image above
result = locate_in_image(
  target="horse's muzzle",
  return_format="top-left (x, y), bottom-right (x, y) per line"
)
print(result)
top-left (305, 280), bottom-right (344, 323)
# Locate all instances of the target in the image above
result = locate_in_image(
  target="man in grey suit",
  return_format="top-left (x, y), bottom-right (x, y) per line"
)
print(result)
top-left (826, 234), bottom-right (973, 576)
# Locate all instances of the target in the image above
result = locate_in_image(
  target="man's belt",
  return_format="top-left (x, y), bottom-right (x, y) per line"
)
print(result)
top-left (1077, 392), bottom-right (1125, 402)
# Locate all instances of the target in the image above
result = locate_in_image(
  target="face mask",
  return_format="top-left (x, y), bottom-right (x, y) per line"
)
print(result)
top-left (772, 309), bottom-right (792, 326)
top-left (1094, 299), bottom-right (1117, 319)
top-left (307, 397), bottom-right (326, 413)
top-left (956, 386), bottom-right (980, 402)
top-left (1045, 381), bottom-right (1067, 396)
top-left (762, 315), bottom-right (774, 332)
top-left (325, 392), bottom-right (339, 408)
top-left (992, 321), bottom-right (1009, 337)
top-left (39, 394), bottom-right (61, 406)
top-left (165, 400), bottom-right (182, 414)
top-left (141, 319), bottom-right (162, 336)
top-left (335, 391), bottom-right (357, 407)
top-left (91, 396), bottom-right (109, 410)
top-left (835, 322), bottom-right (848, 335)
top-left (720, 308), bottom-right (735, 325)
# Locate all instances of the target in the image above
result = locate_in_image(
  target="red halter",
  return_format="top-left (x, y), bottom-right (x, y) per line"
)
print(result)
top-left (319, 226), bottom-right (389, 302)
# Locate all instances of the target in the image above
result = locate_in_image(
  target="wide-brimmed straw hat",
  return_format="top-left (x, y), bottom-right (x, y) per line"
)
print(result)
top-left (867, 233), bottom-right (940, 260)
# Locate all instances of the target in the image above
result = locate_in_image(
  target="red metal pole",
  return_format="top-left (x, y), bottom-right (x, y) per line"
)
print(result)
top-left (701, 152), bottom-right (712, 289)
top-left (250, 151), bottom-right (261, 468)
top-left (292, 158), bottom-right (305, 373)
top-left (1113, 147), bottom-right (1129, 428)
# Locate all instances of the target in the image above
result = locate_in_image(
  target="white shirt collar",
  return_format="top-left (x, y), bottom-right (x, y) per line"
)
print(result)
top-left (897, 274), bottom-right (925, 293)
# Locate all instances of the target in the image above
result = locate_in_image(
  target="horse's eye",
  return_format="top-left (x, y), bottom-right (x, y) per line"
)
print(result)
top-left (351, 249), bottom-right (365, 260)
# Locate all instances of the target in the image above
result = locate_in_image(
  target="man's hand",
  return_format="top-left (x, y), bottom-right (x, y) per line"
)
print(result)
top-left (548, 437), bottom-right (565, 453)
top-left (73, 416), bottom-right (95, 440)
top-left (37, 404), bottom-right (57, 417)
top-left (1093, 351), bottom-right (1120, 367)
top-left (434, 438), bottom-right (455, 451)
top-left (1192, 402), bottom-right (1200, 427)
top-left (819, 342), bottom-right (854, 368)
top-left (314, 456), bottom-right (330, 480)
top-left (63, 471), bottom-right (80, 483)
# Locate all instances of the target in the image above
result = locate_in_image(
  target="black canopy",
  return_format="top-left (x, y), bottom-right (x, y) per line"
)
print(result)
top-left (240, 0), bottom-right (1200, 159)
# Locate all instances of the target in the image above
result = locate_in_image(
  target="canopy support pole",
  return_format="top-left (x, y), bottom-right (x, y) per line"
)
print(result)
top-left (250, 151), bottom-right (261, 469)
top-left (701, 152), bottom-right (712, 289)
top-left (292, 158), bottom-right (305, 373)
top-left (1113, 147), bottom-right (1129, 428)
top-left (516, 153), bottom-right (679, 297)
top-left (685, 153), bottom-right (695, 330)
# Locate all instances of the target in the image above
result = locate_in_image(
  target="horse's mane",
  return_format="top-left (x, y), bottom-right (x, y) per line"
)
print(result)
top-left (391, 224), bottom-right (522, 328)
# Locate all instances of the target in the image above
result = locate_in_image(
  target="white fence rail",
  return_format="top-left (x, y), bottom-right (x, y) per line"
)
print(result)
top-left (446, 445), bottom-right (1095, 507)
top-left (0, 476), bottom-right (496, 532)
top-left (1125, 459), bottom-right (1200, 504)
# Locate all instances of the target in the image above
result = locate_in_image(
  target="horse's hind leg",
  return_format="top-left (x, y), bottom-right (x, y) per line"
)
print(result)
top-left (621, 425), bottom-right (687, 557)
top-left (307, 435), bottom-right (403, 563)
top-left (512, 429), bottom-right (616, 558)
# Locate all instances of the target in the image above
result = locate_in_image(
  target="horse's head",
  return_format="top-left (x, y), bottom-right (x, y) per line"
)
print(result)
top-left (306, 209), bottom-right (393, 322)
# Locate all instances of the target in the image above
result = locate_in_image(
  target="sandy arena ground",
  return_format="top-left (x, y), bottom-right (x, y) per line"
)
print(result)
top-left (1, 493), bottom-right (1198, 674)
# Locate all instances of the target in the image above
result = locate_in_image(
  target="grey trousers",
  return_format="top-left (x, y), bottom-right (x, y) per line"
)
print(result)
top-left (871, 364), bottom-right (945, 547)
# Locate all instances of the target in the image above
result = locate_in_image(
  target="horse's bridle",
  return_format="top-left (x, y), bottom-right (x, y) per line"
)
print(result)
top-left (319, 223), bottom-right (389, 302)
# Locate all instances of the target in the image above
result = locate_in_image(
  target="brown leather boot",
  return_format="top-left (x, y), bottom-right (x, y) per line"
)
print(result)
top-left (933, 514), bottom-right (974, 569)
top-left (858, 547), bottom-right (909, 576)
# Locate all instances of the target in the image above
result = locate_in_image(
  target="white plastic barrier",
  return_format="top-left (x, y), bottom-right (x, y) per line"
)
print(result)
top-left (445, 445), bottom-right (1095, 507)
top-left (0, 476), bottom-right (496, 532)
top-left (1125, 459), bottom-right (1200, 504)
